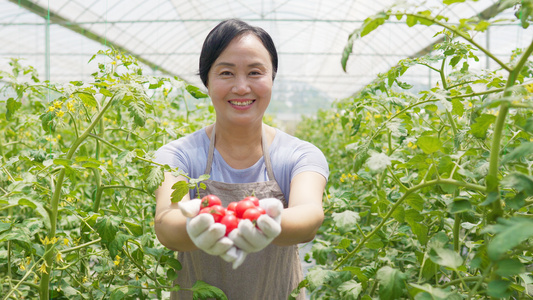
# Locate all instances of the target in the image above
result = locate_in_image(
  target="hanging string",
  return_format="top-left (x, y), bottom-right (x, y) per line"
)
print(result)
top-left (47, 0), bottom-right (52, 157)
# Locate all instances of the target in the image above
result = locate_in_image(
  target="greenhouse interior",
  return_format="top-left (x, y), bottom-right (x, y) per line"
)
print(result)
top-left (1, 0), bottom-right (533, 299)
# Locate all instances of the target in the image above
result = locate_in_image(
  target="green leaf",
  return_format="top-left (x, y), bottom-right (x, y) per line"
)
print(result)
top-left (405, 193), bottom-right (424, 211)
top-left (361, 12), bottom-right (388, 37)
top-left (451, 98), bottom-right (464, 116)
top-left (449, 199), bottom-right (472, 214)
top-left (123, 220), bottom-right (143, 237)
top-left (428, 247), bottom-right (463, 269)
top-left (410, 222), bottom-right (429, 246)
top-left (495, 258), bottom-right (525, 277)
top-left (306, 268), bottom-right (337, 290)
top-left (443, 0), bottom-right (466, 4)
top-left (186, 84), bottom-right (208, 99)
top-left (332, 210), bottom-right (360, 233)
top-left (501, 142), bottom-right (533, 165)
top-left (6, 98), bottom-right (21, 120)
top-left (485, 217), bottom-right (533, 260)
top-left (410, 283), bottom-right (460, 300)
top-left (108, 233), bottom-right (131, 259)
top-left (470, 114), bottom-right (496, 138)
top-left (501, 173), bottom-right (533, 195)
top-left (146, 166), bottom-right (164, 193)
top-left (376, 266), bottom-right (406, 300)
top-left (95, 216), bottom-right (119, 243)
top-left (164, 256), bottom-right (182, 271)
top-left (110, 288), bottom-right (126, 300)
top-left (366, 233), bottom-right (385, 249)
top-left (171, 181), bottom-right (189, 203)
top-left (191, 280), bottom-right (228, 300)
top-left (77, 92), bottom-right (97, 107)
top-left (311, 243), bottom-right (332, 265)
top-left (487, 280), bottom-right (511, 298)
top-left (338, 280), bottom-right (362, 300)
top-left (40, 111), bottom-right (56, 132)
top-left (129, 100), bottom-right (147, 127)
top-left (417, 136), bottom-right (442, 154)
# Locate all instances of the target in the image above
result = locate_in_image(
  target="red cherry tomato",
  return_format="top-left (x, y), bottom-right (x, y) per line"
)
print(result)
top-left (225, 210), bottom-right (236, 216)
top-left (256, 206), bottom-right (266, 215)
top-left (235, 200), bottom-right (256, 218)
top-left (242, 207), bottom-right (262, 223)
top-left (199, 205), bottom-right (226, 222)
top-left (243, 196), bottom-right (260, 206)
top-left (220, 214), bottom-right (239, 236)
top-left (227, 201), bottom-right (238, 212)
top-left (201, 194), bottom-right (222, 208)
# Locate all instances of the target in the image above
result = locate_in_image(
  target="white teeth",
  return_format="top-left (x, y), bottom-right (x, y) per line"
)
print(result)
top-left (230, 100), bottom-right (253, 106)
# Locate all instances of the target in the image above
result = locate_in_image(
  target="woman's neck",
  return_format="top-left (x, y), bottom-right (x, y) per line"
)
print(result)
top-left (208, 122), bottom-right (274, 169)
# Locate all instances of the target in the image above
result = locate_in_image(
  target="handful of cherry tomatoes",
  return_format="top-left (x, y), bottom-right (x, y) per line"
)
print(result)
top-left (199, 194), bottom-right (266, 236)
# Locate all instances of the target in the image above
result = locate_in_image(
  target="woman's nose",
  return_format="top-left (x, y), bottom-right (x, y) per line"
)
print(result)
top-left (231, 76), bottom-right (251, 95)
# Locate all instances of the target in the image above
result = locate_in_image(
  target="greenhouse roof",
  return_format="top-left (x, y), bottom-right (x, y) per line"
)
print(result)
top-left (1, 0), bottom-right (532, 113)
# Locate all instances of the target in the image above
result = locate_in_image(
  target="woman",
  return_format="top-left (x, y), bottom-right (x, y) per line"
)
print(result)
top-left (154, 19), bottom-right (329, 299)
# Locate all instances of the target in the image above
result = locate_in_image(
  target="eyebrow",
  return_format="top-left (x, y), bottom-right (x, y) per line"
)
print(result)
top-left (214, 62), bottom-right (266, 68)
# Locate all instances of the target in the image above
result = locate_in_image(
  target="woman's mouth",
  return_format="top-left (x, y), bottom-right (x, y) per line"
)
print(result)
top-left (229, 100), bottom-right (254, 106)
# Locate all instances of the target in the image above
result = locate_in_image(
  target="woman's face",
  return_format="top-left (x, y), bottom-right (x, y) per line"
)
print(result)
top-left (207, 33), bottom-right (273, 127)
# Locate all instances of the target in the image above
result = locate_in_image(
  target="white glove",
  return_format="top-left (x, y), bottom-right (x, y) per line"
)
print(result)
top-left (220, 246), bottom-right (248, 269)
top-left (229, 198), bottom-right (283, 254)
top-left (179, 199), bottom-right (233, 256)
top-left (258, 198), bottom-right (284, 222)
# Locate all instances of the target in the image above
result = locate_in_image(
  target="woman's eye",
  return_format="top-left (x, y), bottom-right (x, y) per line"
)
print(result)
top-left (220, 71), bottom-right (232, 76)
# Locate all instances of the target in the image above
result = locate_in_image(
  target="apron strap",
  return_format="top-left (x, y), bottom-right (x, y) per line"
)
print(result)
top-left (204, 124), bottom-right (277, 182)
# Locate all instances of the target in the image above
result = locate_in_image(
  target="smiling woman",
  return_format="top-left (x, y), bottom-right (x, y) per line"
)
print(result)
top-left (153, 19), bottom-right (330, 299)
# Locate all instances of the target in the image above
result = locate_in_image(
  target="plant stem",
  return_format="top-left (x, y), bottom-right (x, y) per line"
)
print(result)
top-left (60, 238), bottom-right (102, 253)
top-left (396, 13), bottom-right (512, 72)
top-left (39, 95), bottom-right (113, 300)
top-left (334, 178), bottom-right (485, 269)
top-left (486, 38), bottom-right (533, 223)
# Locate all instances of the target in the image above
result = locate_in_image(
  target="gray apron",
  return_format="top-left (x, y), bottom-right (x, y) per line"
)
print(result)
top-left (171, 126), bottom-right (305, 300)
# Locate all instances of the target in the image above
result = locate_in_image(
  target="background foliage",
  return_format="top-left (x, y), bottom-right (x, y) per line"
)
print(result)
top-left (0, 49), bottom-right (225, 299)
top-left (293, 1), bottom-right (533, 299)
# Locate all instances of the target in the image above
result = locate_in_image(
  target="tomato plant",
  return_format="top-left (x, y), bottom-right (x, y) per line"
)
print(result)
top-left (294, 2), bottom-right (533, 299)
top-left (0, 49), bottom-right (229, 299)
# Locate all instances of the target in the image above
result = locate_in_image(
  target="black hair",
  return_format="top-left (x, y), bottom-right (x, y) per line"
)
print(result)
top-left (199, 19), bottom-right (278, 87)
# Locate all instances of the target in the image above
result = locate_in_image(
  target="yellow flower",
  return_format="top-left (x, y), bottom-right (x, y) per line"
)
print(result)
top-left (468, 102), bottom-right (473, 108)
top-left (56, 252), bottom-right (63, 263)
top-left (113, 255), bottom-right (121, 266)
top-left (116, 55), bottom-right (121, 60)
top-left (111, 61), bottom-right (117, 65)
top-left (525, 83), bottom-right (533, 93)
top-left (66, 101), bottom-right (75, 112)
top-left (374, 114), bottom-right (381, 118)
top-left (82, 276), bottom-right (88, 283)
top-left (40, 236), bottom-right (58, 245)
top-left (163, 121), bottom-right (169, 126)
top-left (19, 262), bottom-right (26, 271)
top-left (48, 106), bottom-right (55, 112)
top-left (64, 238), bottom-right (69, 246)
top-left (57, 134), bottom-right (61, 140)
top-left (38, 262), bottom-right (48, 274)
top-left (56, 110), bottom-right (65, 117)
top-left (53, 100), bottom-right (63, 109)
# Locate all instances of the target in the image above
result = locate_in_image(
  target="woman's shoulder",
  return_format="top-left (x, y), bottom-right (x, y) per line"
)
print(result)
top-left (272, 128), bottom-right (322, 152)
top-left (155, 127), bottom-right (209, 156)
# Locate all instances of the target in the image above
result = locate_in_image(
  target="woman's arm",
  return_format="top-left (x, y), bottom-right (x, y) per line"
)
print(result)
top-left (273, 171), bottom-right (327, 246)
top-left (154, 172), bottom-right (198, 251)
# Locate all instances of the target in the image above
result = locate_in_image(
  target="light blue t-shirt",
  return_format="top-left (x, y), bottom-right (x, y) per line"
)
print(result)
top-left (153, 127), bottom-right (329, 202)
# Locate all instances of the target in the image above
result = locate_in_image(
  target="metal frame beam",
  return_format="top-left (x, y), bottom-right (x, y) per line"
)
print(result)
top-left (8, 0), bottom-right (177, 77)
